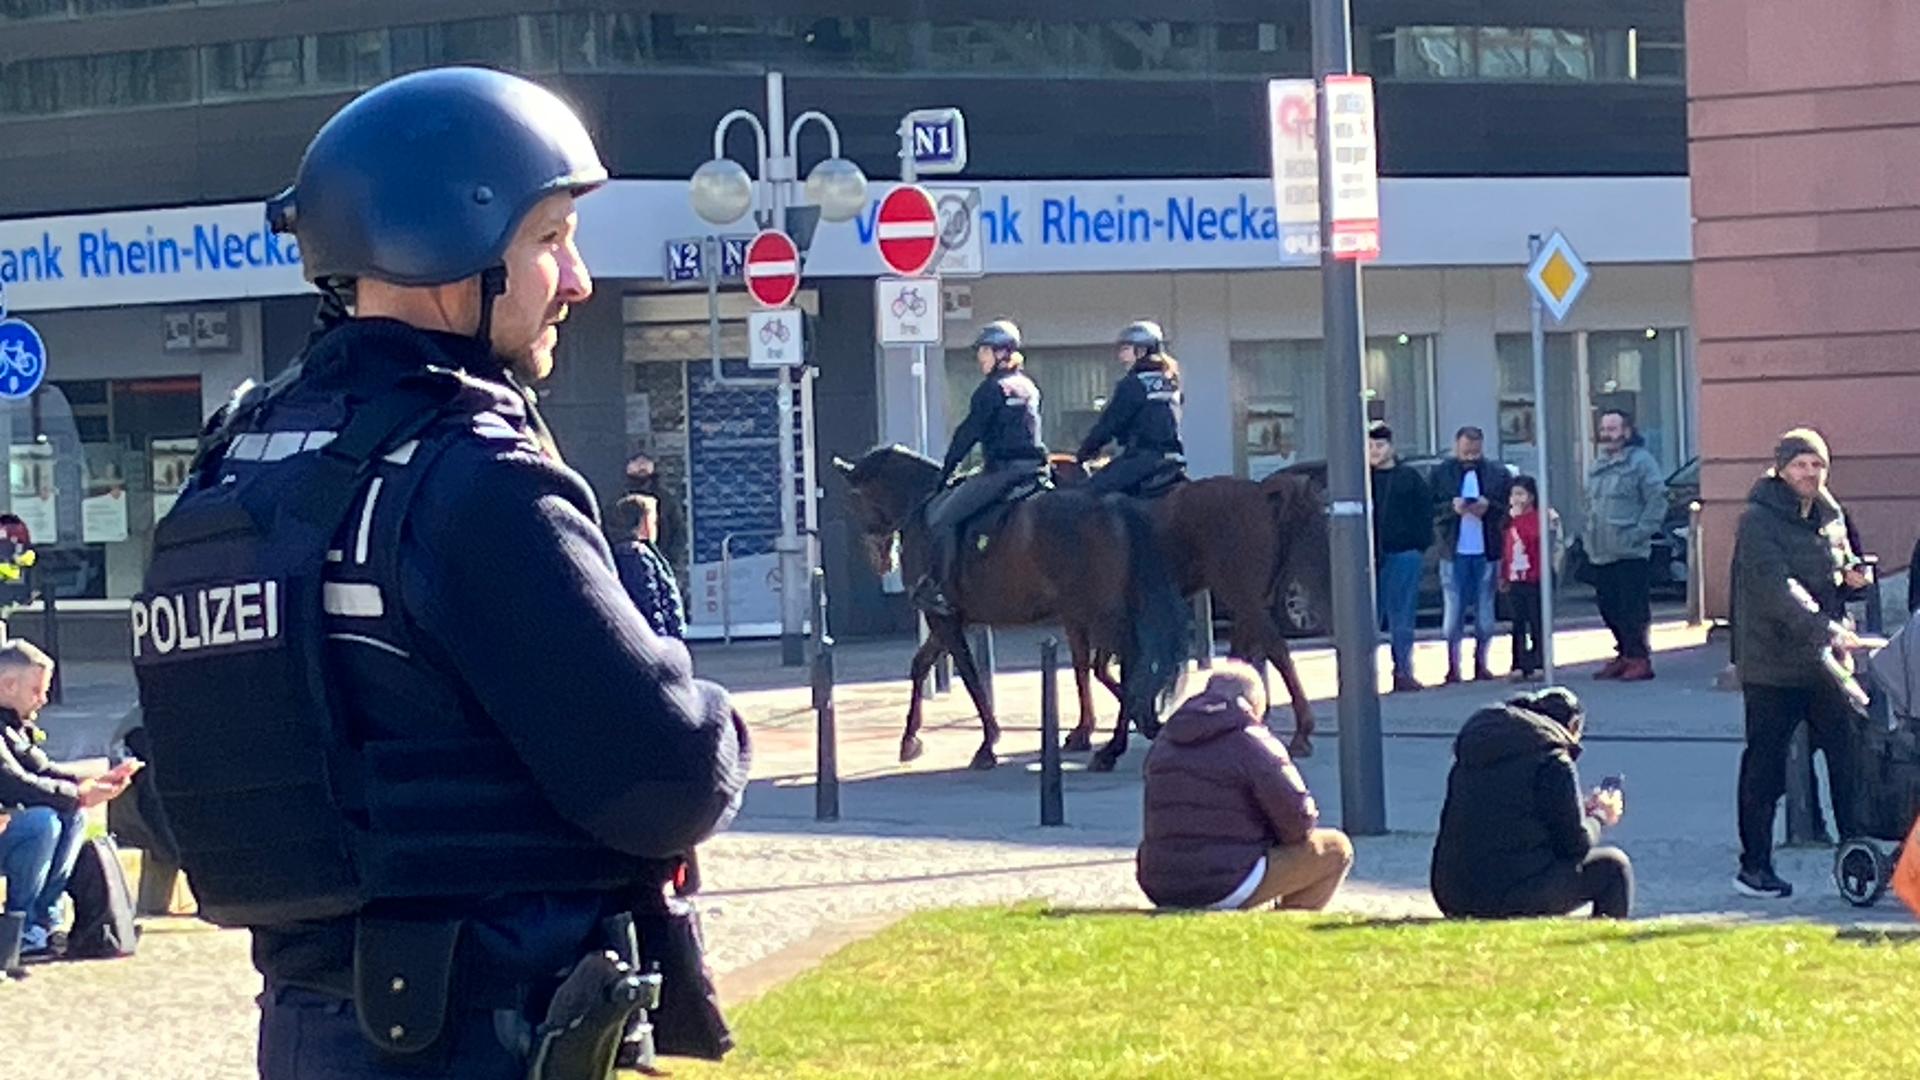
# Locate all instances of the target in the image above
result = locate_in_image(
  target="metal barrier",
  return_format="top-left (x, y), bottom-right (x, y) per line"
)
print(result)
top-left (1039, 637), bottom-right (1065, 827)
top-left (719, 531), bottom-right (780, 644)
top-left (810, 567), bottom-right (838, 822)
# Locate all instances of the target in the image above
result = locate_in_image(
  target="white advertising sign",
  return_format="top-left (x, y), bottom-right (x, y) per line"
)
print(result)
top-left (1266, 78), bottom-right (1321, 265)
top-left (1324, 75), bottom-right (1382, 261)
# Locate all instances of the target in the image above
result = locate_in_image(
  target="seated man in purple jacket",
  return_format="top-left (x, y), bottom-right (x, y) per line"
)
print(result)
top-left (1137, 663), bottom-right (1354, 910)
top-left (0, 641), bottom-right (133, 956)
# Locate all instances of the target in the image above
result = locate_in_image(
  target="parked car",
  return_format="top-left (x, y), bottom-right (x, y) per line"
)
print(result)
top-left (1562, 456), bottom-right (1697, 600)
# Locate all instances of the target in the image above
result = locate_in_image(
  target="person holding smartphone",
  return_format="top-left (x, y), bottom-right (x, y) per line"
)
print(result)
top-left (0, 641), bottom-right (133, 957)
top-left (1430, 687), bottom-right (1633, 919)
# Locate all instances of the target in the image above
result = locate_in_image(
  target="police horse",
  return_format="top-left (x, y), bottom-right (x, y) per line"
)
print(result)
top-left (1051, 456), bottom-right (1330, 758)
top-left (833, 445), bottom-right (1190, 771)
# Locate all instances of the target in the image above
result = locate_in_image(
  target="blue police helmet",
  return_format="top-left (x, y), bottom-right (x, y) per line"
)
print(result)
top-left (267, 67), bottom-right (608, 288)
top-left (973, 319), bottom-right (1022, 353)
top-left (1118, 320), bottom-right (1165, 354)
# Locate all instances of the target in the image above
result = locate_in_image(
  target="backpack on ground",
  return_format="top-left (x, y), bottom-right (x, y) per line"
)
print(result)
top-left (66, 835), bottom-right (138, 959)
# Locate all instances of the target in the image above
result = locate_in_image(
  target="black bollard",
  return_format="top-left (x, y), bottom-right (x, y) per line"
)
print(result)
top-left (1192, 590), bottom-right (1215, 669)
top-left (1039, 637), bottom-right (1065, 827)
top-left (811, 569), bottom-right (838, 822)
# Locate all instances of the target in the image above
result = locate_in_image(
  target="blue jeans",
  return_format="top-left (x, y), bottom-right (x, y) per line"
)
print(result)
top-left (1441, 554), bottom-right (1497, 673)
top-left (1376, 550), bottom-right (1423, 677)
top-left (0, 804), bottom-right (88, 927)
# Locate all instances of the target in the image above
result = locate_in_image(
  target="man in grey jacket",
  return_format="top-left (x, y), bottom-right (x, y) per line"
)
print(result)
top-left (1583, 410), bottom-right (1668, 681)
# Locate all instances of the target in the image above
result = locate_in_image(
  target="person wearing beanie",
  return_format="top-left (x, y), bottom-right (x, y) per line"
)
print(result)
top-left (1730, 426), bottom-right (1874, 899)
top-left (1135, 662), bottom-right (1354, 911)
top-left (1430, 687), bottom-right (1633, 919)
top-left (1582, 409), bottom-right (1669, 682)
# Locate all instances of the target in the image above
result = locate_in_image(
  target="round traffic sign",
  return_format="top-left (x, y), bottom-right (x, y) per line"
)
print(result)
top-left (0, 319), bottom-right (48, 401)
top-left (743, 229), bottom-right (800, 309)
top-left (876, 185), bottom-right (939, 276)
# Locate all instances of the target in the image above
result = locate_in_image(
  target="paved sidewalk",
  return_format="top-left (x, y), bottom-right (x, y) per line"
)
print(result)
top-left (7, 620), bottom-right (1908, 1080)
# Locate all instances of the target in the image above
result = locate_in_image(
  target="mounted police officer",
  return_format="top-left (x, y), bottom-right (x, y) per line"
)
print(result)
top-left (911, 319), bottom-right (1047, 616)
top-left (131, 68), bottom-right (749, 1079)
top-left (1076, 320), bottom-right (1186, 497)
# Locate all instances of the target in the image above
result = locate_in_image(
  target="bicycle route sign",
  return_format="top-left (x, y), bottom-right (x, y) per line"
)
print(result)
top-left (0, 281), bottom-right (48, 401)
top-left (875, 186), bottom-right (940, 277)
top-left (876, 275), bottom-right (941, 345)
top-left (747, 308), bottom-right (803, 369)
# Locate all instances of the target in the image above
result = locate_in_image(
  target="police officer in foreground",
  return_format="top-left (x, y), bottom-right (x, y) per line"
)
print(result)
top-left (1076, 319), bottom-right (1186, 497)
top-left (910, 319), bottom-right (1047, 616)
top-left (131, 67), bottom-right (749, 1078)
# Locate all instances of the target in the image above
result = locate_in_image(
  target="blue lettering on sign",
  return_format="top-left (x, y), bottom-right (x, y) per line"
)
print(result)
top-left (855, 189), bottom-right (1283, 250)
top-left (0, 233), bottom-right (67, 283)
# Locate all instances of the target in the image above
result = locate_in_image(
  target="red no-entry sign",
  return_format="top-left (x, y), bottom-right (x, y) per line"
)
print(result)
top-left (876, 185), bottom-right (940, 276)
top-left (743, 229), bottom-right (800, 309)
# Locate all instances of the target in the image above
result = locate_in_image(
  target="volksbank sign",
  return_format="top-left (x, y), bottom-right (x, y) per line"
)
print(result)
top-left (0, 202), bottom-right (309, 311)
top-left (0, 177), bottom-right (1690, 311)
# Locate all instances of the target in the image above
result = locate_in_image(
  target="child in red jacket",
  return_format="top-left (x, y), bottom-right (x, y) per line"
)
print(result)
top-left (1501, 476), bottom-right (1557, 682)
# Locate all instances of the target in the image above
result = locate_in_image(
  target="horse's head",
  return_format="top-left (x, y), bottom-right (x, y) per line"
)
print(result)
top-left (831, 445), bottom-right (942, 576)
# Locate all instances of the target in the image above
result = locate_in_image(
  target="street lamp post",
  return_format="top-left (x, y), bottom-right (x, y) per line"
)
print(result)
top-left (691, 72), bottom-right (868, 665)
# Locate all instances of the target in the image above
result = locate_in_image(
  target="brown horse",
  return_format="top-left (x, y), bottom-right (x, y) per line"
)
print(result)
top-left (833, 445), bottom-right (1190, 771)
top-left (1050, 455), bottom-right (1329, 757)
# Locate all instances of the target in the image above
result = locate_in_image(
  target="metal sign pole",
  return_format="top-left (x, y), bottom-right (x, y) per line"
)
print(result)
top-left (1313, 0), bottom-right (1387, 836)
top-left (1529, 233), bottom-right (1557, 684)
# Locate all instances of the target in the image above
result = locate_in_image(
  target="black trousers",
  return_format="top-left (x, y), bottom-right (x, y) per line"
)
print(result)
top-left (1508, 582), bottom-right (1543, 673)
top-left (1449, 847), bottom-right (1635, 919)
top-left (1592, 557), bottom-right (1652, 660)
top-left (1738, 683), bottom-right (1859, 873)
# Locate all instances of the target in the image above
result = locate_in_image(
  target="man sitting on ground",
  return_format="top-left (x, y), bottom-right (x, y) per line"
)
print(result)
top-left (1430, 687), bottom-right (1632, 919)
top-left (0, 641), bottom-right (133, 956)
top-left (1136, 663), bottom-right (1354, 911)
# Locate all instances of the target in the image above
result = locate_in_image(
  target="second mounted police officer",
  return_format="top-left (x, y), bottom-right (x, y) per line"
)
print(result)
top-left (910, 319), bottom-right (1048, 616)
top-left (1076, 319), bottom-right (1186, 497)
top-left (131, 67), bottom-right (750, 1078)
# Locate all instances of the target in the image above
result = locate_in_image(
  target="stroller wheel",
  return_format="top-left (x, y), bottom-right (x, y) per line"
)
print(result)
top-left (1833, 841), bottom-right (1888, 908)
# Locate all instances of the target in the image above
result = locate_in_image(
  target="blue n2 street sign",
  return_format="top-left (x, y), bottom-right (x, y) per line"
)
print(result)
top-left (0, 283), bottom-right (47, 401)
top-left (665, 239), bottom-right (703, 283)
top-left (905, 108), bottom-right (968, 175)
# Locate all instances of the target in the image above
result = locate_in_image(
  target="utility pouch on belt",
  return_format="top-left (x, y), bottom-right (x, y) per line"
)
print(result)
top-left (527, 915), bottom-right (661, 1080)
top-left (353, 917), bottom-right (463, 1056)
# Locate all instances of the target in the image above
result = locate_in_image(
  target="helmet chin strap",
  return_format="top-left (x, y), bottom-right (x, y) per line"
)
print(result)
top-left (473, 266), bottom-right (508, 350)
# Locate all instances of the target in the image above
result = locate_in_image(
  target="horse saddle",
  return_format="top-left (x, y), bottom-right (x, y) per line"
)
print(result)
top-left (934, 470), bottom-right (1049, 557)
top-left (1134, 461), bottom-right (1188, 499)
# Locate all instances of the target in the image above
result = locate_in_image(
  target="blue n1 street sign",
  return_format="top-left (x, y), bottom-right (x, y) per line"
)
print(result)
top-left (664, 239), bottom-right (703, 283)
top-left (0, 283), bottom-right (47, 401)
top-left (719, 236), bottom-right (750, 279)
top-left (904, 108), bottom-right (968, 175)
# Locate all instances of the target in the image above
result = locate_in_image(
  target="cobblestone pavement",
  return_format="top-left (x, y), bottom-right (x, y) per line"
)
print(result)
top-left (5, 621), bottom-right (1909, 1080)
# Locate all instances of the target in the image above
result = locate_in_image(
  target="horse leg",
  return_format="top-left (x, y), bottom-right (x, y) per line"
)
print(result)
top-left (1089, 657), bottom-right (1133, 773)
top-left (900, 636), bottom-right (946, 763)
top-left (1266, 637), bottom-right (1316, 759)
top-left (933, 617), bottom-right (1000, 770)
top-left (1063, 628), bottom-right (1099, 753)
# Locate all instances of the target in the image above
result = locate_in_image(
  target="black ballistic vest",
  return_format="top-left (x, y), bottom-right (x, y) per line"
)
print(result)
top-left (134, 346), bottom-right (652, 928)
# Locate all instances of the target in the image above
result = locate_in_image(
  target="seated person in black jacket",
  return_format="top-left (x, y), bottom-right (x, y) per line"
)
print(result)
top-left (0, 641), bottom-right (134, 955)
top-left (1430, 688), bottom-right (1632, 919)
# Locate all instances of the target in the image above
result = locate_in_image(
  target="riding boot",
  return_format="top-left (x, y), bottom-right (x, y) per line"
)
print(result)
top-left (911, 528), bottom-right (959, 617)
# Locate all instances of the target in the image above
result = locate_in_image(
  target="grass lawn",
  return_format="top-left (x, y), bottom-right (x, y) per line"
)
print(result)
top-left (667, 907), bottom-right (1920, 1079)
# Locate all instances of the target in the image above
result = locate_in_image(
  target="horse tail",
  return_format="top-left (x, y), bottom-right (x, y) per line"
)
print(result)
top-left (1117, 498), bottom-right (1189, 725)
top-left (1261, 474), bottom-right (1331, 634)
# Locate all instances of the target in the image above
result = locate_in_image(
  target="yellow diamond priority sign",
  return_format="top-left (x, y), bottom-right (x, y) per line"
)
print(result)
top-left (1525, 230), bottom-right (1590, 324)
